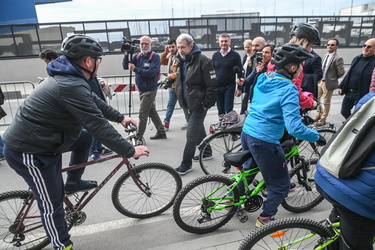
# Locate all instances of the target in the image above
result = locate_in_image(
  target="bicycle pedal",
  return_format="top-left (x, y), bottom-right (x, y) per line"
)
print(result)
top-left (236, 210), bottom-right (248, 223)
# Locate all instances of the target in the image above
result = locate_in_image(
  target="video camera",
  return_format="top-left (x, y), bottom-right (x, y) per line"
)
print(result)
top-left (121, 37), bottom-right (140, 54)
top-left (255, 51), bottom-right (263, 63)
top-left (158, 73), bottom-right (174, 90)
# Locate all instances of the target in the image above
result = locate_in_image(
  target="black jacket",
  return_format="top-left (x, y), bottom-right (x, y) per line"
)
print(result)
top-left (175, 44), bottom-right (217, 111)
top-left (4, 56), bottom-right (135, 158)
top-left (339, 54), bottom-right (375, 100)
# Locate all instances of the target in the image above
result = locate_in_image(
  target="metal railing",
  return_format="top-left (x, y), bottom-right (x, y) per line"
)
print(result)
top-left (0, 15), bottom-right (374, 58)
top-left (0, 81), bottom-right (35, 126)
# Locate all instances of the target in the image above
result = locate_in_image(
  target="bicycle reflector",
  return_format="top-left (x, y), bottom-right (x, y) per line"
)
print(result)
top-left (271, 230), bottom-right (287, 238)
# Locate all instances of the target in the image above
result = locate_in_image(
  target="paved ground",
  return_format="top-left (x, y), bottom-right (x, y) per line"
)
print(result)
top-left (0, 93), bottom-right (346, 250)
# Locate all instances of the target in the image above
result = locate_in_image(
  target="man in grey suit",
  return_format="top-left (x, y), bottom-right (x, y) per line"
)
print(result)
top-left (315, 39), bottom-right (345, 126)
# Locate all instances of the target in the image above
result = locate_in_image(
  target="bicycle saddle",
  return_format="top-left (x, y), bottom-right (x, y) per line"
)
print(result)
top-left (224, 150), bottom-right (252, 168)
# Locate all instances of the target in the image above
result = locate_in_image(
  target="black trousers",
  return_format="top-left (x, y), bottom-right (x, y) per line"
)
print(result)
top-left (318, 185), bottom-right (375, 250)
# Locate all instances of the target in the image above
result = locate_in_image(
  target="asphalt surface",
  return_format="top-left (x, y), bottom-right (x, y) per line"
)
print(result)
top-left (0, 93), bottom-right (346, 250)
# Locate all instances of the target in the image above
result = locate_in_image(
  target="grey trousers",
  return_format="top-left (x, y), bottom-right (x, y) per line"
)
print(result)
top-left (138, 89), bottom-right (165, 136)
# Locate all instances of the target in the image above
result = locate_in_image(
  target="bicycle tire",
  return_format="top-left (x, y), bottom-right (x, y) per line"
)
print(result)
top-left (298, 128), bottom-right (336, 165)
top-left (199, 131), bottom-right (242, 176)
top-left (238, 217), bottom-right (337, 250)
top-left (172, 175), bottom-right (239, 234)
top-left (111, 162), bottom-right (182, 219)
top-left (282, 129), bottom-right (335, 213)
top-left (0, 190), bottom-right (50, 250)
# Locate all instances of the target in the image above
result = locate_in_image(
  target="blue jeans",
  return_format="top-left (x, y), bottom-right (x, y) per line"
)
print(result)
top-left (90, 138), bottom-right (102, 155)
top-left (341, 91), bottom-right (359, 119)
top-left (216, 84), bottom-right (236, 115)
top-left (241, 132), bottom-right (290, 216)
top-left (0, 135), bottom-right (4, 157)
top-left (164, 88), bottom-right (178, 123)
top-left (179, 106), bottom-right (211, 168)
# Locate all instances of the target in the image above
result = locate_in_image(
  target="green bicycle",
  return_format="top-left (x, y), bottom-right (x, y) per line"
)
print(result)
top-left (172, 134), bottom-right (329, 234)
top-left (237, 215), bottom-right (364, 250)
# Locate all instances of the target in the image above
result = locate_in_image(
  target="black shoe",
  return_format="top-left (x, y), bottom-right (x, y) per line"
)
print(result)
top-left (175, 165), bottom-right (192, 175)
top-left (65, 180), bottom-right (98, 195)
top-left (150, 133), bottom-right (167, 140)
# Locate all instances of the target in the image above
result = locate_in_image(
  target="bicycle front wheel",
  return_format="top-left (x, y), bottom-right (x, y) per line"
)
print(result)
top-left (199, 130), bottom-right (242, 176)
top-left (172, 175), bottom-right (239, 234)
top-left (112, 162), bottom-right (182, 219)
top-left (238, 217), bottom-right (337, 250)
top-left (0, 190), bottom-right (50, 250)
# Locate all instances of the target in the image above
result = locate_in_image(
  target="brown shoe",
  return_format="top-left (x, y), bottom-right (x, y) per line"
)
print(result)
top-left (150, 133), bottom-right (167, 140)
top-left (316, 120), bottom-right (326, 126)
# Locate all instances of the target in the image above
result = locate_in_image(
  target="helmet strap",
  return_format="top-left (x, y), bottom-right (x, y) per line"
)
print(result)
top-left (78, 63), bottom-right (96, 79)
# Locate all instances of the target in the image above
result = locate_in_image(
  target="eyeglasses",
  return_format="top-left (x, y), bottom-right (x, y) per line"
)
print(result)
top-left (92, 57), bottom-right (102, 64)
top-left (327, 44), bottom-right (336, 47)
top-left (362, 44), bottom-right (373, 49)
top-left (140, 43), bottom-right (150, 46)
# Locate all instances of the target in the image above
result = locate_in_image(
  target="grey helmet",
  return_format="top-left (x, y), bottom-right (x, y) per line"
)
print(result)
top-left (61, 34), bottom-right (103, 59)
top-left (290, 23), bottom-right (321, 46)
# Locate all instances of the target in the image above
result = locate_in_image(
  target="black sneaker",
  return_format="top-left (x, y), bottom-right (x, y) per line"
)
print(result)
top-left (150, 133), bottom-right (167, 140)
top-left (65, 180), bottom-right (98, 195)
top-left (192, 155), bottom-right (213, 162)
top-left (175, 166), bottom-right (192, 175)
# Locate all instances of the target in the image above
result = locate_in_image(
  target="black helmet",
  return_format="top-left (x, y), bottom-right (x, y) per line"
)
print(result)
top-left (272, 43), bottom-right (313, 70)
top-left (290, 23), bottom-right (321, 45)
top-left (61, 34), bottom-right (103, 59)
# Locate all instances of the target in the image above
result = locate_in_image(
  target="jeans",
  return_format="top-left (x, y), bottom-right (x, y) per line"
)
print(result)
top-left (0, 135), bottom-right (4, 157)
top-left (179, 106), bottom-right (211, 168)
top-left (216, 84), bottom-right (236, 115)
top-left (164, 88), bottom-right (178, 124)
top-left (241, 132), bottom-right (290, 216)
top-left (340, 91), bottom-right (359, 119)
top-left (90, 138), bottom-right (102, 155)
top-left (318, 185), bottom-right (375, 250)
top-left (138, 89), bottom-right (165, 136)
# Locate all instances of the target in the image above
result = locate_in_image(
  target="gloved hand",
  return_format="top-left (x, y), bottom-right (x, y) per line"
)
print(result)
top-left (316, 134), bottom-right (326, 146)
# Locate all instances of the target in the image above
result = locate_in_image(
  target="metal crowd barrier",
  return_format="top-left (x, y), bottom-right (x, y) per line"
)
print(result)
top-left (0, 81), bottom-right (35, 127)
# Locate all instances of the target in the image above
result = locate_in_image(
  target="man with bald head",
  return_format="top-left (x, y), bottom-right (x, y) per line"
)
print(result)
top-left (338, 38), bottom-right (375, 119)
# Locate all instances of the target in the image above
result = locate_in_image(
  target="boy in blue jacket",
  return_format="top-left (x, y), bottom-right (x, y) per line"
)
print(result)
top-left (241, 43), bottom-right (326, 227)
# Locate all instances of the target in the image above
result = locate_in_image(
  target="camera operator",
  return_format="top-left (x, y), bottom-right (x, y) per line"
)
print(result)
top-left (160, 39), bottom-right (188, 130)
top-left (237, 36), bottom-right (266, 113)
top-left (238, 43), bottom-right (274, 103)
top-left (122, 36), bottom-right (167, 140)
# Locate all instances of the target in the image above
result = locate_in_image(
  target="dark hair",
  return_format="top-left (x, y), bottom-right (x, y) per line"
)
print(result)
top-left (328, 38), bottom-right (339, 46)
top-left (39, 50), bottom-right (58, 61)
top-left (263, 44), bottom-right (275, 53)
top-left (167, 39), bottom-right (176, 45)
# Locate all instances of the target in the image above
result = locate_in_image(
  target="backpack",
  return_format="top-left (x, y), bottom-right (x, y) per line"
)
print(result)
top-left (319, 95), bottom-right (375, 178)
top-left (135, 51), bottom-right (161, 80)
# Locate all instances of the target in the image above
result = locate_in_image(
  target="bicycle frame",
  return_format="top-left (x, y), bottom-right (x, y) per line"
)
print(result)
top-left (62, 154), bottom-right (150, 212)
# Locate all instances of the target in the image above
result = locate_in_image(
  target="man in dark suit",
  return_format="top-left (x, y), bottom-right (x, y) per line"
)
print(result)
top-left (301, 47), bottom-right (322, 98)
top-left (338, 38), bottom-right (375, 119)
top-left (315, 39), bottom-right (345, 126)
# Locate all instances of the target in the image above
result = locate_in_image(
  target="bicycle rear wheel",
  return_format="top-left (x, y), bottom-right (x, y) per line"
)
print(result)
top-left (172, 175), bottom-right (239, 234)
top-left (238, 217), bottom-right (337, 250)
top-left (0, 190), bottom-right (50, 250)
top-left (111, 162), bottom-right (182, 219)
top-left (199, 130), bottom-right (242, 176)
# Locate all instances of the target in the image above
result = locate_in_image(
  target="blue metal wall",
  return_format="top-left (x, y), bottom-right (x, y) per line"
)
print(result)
top-left (0, 0), bottom-right (71, 25)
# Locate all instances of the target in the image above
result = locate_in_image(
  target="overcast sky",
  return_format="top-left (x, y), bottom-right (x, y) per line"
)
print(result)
top-left (35, 0), bottom-right (372, 23)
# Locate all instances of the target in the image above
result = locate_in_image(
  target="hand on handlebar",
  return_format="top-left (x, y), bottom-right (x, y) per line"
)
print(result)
top-left (316, 134), bottom-right (326, 147)
top-left (121, 117), bottom-right (137, 128)
top-left (132, 145), bottom-right (149, 158)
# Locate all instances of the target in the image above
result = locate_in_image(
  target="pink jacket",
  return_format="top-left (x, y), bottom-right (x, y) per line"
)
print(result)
top-left (370, 68), bottom-right (375, 92)
top-left (267, 63), bottom-right (315, 109)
